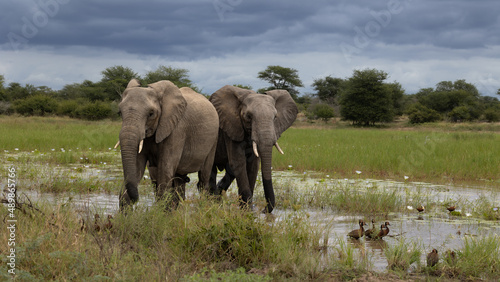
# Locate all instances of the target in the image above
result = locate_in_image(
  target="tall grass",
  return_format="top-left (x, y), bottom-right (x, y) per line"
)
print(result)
top-left (274, 128), bottom-right (500, 185)
top-left (452, 235), bottom-right (500, 279)
top-left (384, 238), bottom-right (422, 272)
top-left (0, 196), bottom-right (372, 281)
top-left (274, 179), bottom-right (404, 214)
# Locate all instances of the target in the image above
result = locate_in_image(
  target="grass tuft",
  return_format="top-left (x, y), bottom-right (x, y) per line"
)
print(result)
top-left (384, 238), bottom-right (422, 272)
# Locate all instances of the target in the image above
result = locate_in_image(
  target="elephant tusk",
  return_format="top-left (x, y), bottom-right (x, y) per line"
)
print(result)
top-left (138, 139), bottom-right (144, 154)
top-left (275, 141), bottom-right (284, 155)
top-left (114, 140), bottom-right (120, 149)
top-left (252, 141), bottom-right (259, 158)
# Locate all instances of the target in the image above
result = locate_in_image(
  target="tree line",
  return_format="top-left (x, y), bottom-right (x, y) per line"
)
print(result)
top-left (0, 65), bottom-right (499, 124)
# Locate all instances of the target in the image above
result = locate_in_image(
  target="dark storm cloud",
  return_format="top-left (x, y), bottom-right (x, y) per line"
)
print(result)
top-left (2, 0), bottom-right (499, 58)
top-left (1, 0), bottom-right (500, 96)
top-left (388, 0), bottom-right (500, 49)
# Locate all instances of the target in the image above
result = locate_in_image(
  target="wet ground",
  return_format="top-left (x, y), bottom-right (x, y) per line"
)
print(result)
top-left (3, 156), bottom-right (500, 272)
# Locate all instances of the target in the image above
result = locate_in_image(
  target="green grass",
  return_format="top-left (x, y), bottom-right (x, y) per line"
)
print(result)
top-left (274, 127), bottom-right (500, 185)
top-left (0, 116), bottom-right (120, 152)
top-left (2, 116), bottom-right (499, 186)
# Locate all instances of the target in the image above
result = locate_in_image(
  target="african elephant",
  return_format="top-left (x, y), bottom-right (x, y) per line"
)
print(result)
top-left (209, 85), bottom-right (298, 213)
top-left (118, 79), bottom-right (219, 210)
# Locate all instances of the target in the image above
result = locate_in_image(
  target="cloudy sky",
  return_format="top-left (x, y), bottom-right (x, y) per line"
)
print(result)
top-left (1, 0), bottom-right (500, 97)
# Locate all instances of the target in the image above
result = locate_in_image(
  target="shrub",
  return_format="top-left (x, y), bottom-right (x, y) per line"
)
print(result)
top-left (406, 103), bottom-right (441, 124)
top-left (448, 106), bottom-right (471, 122)
top-left (13, 94), bottom-right (58, 116)
top-left (306, 103), bottom-right (335, 122)
top-left (76, 101), bottom-right (113, 120)
top-left (484, 107), bottom-right (500, 122)
top-left (57, 100), bottom-right (80, 118)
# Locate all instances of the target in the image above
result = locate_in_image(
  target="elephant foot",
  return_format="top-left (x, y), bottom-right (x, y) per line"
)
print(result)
top-left (175, 174), bottom-right (190, 183)
top-left (119, 191), bottom-right (136, 213)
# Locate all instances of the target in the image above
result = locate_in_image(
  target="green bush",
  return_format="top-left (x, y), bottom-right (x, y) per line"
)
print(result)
top-left (57, 100), bottom-right (80, 118)
top-left (306, 103), bottom-right (335, 122)
top-left (483, 107), bottom-right (500, 122)
top-left (406, 103), bottom-right (441, 124)
top-left (75, 101), bottom-right (113, 120)
top-left (448, 106), bottom-right (471, 122)
top-left (13, 94), bottom-right (58, 116)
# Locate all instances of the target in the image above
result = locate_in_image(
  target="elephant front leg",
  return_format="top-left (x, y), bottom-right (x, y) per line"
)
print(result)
top-left (156, 178), bottom-right (180, 210)
top-left (246, 154), bottom-right (259, 196)
top-left (227, 140), bottom-right (252, 209)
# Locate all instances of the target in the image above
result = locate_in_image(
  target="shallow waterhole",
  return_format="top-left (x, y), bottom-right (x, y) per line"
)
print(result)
top-left (3, 157), bottom-right (500, 272)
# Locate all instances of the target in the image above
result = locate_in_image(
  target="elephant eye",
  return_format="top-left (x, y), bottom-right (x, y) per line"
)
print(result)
top-left (148, 111), bottom-right (154, 118)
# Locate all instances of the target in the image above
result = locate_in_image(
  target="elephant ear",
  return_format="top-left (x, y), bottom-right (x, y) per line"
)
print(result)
top-left (210, 85), bottom-right (253, 142)
top-left (266, 90), bottom-right (298, 139)
top-left (149, 80), bottom-right (187, 143)
top-left (122, 79), bottom-right (141, 100)
top-left (127, 78), bottom-right (141, 88)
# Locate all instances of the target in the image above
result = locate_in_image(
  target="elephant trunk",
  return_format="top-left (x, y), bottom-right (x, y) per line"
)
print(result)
top-left (252, 124), bottom-right (277, 213)
top-left (119, 127), bottom-right (143, 207)
top-left (259, 145), bottom-right (275, 213)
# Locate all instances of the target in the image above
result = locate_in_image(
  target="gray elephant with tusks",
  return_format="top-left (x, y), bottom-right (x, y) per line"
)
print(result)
top-left (209, 85), bottom-right (298, 213)
top-left (117, 79), bottom-right (219, 210)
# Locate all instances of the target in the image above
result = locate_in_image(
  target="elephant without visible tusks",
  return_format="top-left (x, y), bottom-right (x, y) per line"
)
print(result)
top-left (118, 79), bottom-right (219, 210)
top-left (209, 85), bottom-right (298, 213)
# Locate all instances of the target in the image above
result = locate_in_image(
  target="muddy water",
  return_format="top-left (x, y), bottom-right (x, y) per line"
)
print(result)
top-left (270, 171), bottom-right (500, 271)
top-left (6, 165), bottom-right (500, 272)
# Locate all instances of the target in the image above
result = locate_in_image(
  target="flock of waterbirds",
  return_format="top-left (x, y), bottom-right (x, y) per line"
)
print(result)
top-left (347, 204), bottom-right (459, 267)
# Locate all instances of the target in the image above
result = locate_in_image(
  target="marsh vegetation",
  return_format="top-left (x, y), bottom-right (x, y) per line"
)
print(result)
top-left (1, 116), bottom-right (499, 280)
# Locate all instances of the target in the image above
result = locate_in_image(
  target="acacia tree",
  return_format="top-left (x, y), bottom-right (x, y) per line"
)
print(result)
top-left (339, 69), bottom-right (395, 125)
top-left (100, 65), bottom-right (139, 100)
top-left (311, 76), bottom-right (344, 104)
top-left (143, 65), bottom-right (198, 92)
top-left (257, 65), bottom-right (303, 100)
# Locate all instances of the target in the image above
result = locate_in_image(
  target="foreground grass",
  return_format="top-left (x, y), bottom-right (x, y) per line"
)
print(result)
top-left (2, 196), bottom-right (499, 280)
top-left (0, 196), bottom-right (371, 281)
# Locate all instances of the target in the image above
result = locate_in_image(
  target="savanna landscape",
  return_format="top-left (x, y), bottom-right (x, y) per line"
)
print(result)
top-left (1, 66), bottom-right (500, 281)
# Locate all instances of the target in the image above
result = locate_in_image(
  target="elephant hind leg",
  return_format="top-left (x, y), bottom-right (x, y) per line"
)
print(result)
top-left (216, 164), bottom-right (235, 192)
top-left (209, 164), bottom-right (219, 194)
top-left (198, 142), bottom-right (217, 193)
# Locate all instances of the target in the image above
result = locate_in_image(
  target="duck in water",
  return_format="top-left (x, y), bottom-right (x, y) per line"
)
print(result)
top-left (348, 219), bottom-right (367, 239)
